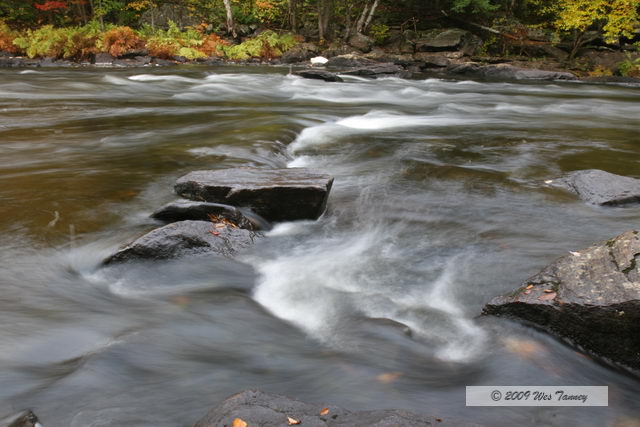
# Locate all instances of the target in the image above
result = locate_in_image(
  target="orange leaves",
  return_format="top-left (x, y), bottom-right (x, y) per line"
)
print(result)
top-left (103, 26), bottom-right (142, 57)
top-left (538, 292), bottom-right (557, 301)
top-left (199, 33), bottom-right (228, 57)
top-left (34, 1), bottom-right (68, 11)
top-left (232, 418), bottom-right (247, 427)
top-left (319, 408), bottom-right (329, 416)
top-left (287, 416), bottom-right (301, 425)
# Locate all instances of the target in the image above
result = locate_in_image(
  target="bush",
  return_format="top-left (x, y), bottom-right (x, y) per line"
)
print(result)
top-left (0, 21), bottom-right (20, 54)
top-left (102, 26), bottom-right (143, 57)
top-left (144, 21), bottom-right (207, 59)
top-left (223, 30), bottom-right (296, 60)
top-left (13, 26), bottom-right (68, 58)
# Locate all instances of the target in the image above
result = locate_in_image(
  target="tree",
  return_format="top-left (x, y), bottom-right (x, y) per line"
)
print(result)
top-left (317, 0), bottom-right (333, 41)
top-left (222, 0), bottom-right (235, 38)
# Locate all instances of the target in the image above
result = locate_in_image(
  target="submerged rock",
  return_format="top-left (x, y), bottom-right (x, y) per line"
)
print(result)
top-left (296, 69), bottom-right (344, 82)
top-left (340, 63), bottom-right (409, 79)
top-left (194, 390), bottom-right (484, 427)
top-left (548, 169), bottom-right (640, 206)
top-left (103, 220), bottom-right (257, 265)
top-left (483, 230), bottom-right (640, 370)
top-left (2, 410), bottom-right (40, 427)
top-left (447, 62), bottom-right (577, 80)
top-left (175, 168), bottom-right (334, 222)
top-left (151, 200), bottom-right (267, 230)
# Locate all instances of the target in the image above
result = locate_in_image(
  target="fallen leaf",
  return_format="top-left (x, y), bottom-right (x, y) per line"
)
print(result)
top-left (320, 408), bottom-right (329, 416)
top-left (215, 223), bottom-right (226, 229)
top-left (526, 284), bottom-right (534, 290)
top-left (544, 289), bottom-right (554, 293)
top-left (233, 418), bottom-right (248, 427)
top-left (209, 230), bottom-right (220, 236)
top-left (287, 416), bottom-right (301, 425)
top-left (376, 372), bottom-right (403, 384)
top-left (436, 418), bottom-right (443, 422)
top-left (523, 290), bottom-right (532, 295)
top-left (570, 251), bottom-right (581, 256)
top-left (544, 180), bottom-right (553, 184)
top-left (538, 292), bottom-right (557, 301)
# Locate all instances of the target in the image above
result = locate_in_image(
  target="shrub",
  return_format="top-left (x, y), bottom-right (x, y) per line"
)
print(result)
top-left (198, 33), bottom-right (228, 57)
top-left (102, 26), bottom-right (143, 57)
top-left (223, 30), bottom-right (297, 60)
top-left (0, 21), bottom-right (20, 54)
top-left (63, 25), bottom-right (100, 60)
top-left (13, 26), bottom-right (68, 58)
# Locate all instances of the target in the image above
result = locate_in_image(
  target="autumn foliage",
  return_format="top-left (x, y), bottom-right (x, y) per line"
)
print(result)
top-left (102, 26), bottom-right (142, 57)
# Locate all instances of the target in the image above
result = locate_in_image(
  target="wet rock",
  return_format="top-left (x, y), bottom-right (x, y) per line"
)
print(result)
top-left (340, 63), bottom-right (409, 79)
top-left (414, 52), bottom-right (450, 68)
top-left (549, 169), bottom-right (640, 206)
top-left (0, 56), bottom-right (23, 67)
top-left (194, 390), bottom-right (484, 427)
top-left (447, 62), bottom-right (577, 80)
top-left (325, 53), bottom-right (375, 68)
top-left (583, 75), bottom-right (640, 85)
top-left (40, 57), bottom-right (73, 68)
top-left (175, 168), bottom-right (334, 222)
top-left (114, 56), bottom-right (152, 67)
top-left (2, 410), bottom-right (40, 427)
top-left (94, 52), bottom-right (114, 65)
top-left (103, 220), bottom-right (257, 265)
top-left (296, 69), bottom-right (344, 82)
top-left (483, 230), bottom-right (640, 370)
top-left (151, 200), bottom-right (267, 230)
top-left (281, 43), bottom-right (318, 64)
top-left (348, 33), bottom-right (374, 53)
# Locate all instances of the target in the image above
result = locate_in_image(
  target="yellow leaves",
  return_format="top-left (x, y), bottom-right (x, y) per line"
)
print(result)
top-left (125, 0), bottom-right (154, 11)
top-left (554, 0), bottom-right (640, 42)
top-left (232, 418), bottom-right (247, 427)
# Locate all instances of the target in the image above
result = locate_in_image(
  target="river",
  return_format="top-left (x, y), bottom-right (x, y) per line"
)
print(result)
top-left (0, 66), bottom-right (639, 426)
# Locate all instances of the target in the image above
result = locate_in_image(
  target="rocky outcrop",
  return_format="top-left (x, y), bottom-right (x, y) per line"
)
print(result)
top-left (151, 200), bottom-right (266, 230)
top-left (296, 69), bottom-right (344, 82)
top-left (340, 63), bottom-right (409, 79)
top-left (483, 230), bottom-right (640, 370)
top-left (415, 28), bottom-right (481, 56)
top-left (325, 54), bottom-right (375, 68)
top-left (194, 390), bottom-right (484, 427)
top-left (281, 43), bottom-right (319, 64)
top-left (446, 62), bottom-right (577, 80)
top-left (175, 168), bottom-right (334, 222)
top-left (348, 33), bottom-right (374, 53)
top-left (103, 220), bottom-right (257, 265)
top-left (548, 169), bottom-right (640, 206)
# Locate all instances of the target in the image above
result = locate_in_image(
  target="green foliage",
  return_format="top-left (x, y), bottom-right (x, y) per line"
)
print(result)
top-left (222, 30), bottom-right (296, 60)
top-left (369, 23), bottom-right (390, 45)
top-left (144, 21), bottom-right (205, 59)
top-left (618, 54), bottom-right (640, 77)
top-left (451, 0), bottom-right (499, 14)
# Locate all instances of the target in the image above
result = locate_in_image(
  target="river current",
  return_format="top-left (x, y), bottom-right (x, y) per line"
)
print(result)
top-left (0, 66), bottom-right (639, 426)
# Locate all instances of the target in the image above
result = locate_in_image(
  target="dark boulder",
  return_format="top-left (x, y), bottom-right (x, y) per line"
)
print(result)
top-left (447, 62), bottom-right (577, 81)
top-left (151, 200), bottom-right (268, 230)
top-left (2, 410), bottom-right (40, 427)
top-left (194, 390), bottom-right (484, 427)
top-left (414, 52), bottom-right (450, 68)
top-left (348, 33), bottom-right (374, 53)
top-left (175, 168), bottom-right (333, 223)
top-left (340, 63), bottom-right (409, 79)
top-left (103, 220), bottom-right (257, 265)
top-left (281, 43), bottom-right (318, 64)
top-left (415, 29), bottom-right (479, 54)
top-left (94, 52), bottom-right (114, 65)
top-left (325, 54), bottom-right (375, 68)
top-left (548, 169), bottom-right (640, 206)
top-left (483, 230), bottom-right (640, 370)
top-left (296, 69), bottom-right (344, 82)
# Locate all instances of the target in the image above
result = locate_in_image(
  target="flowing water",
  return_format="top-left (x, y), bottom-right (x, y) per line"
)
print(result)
top-left (0, 66), bottom-right (639, 426)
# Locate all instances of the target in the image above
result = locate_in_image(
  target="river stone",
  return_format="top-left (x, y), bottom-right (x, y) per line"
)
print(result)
top-left (174, 168), bottom-right (334, 222)
top-left (296, 69), bottom-right (344, 82)
top-left (340, 63), bottom-right (408, 79)
top-left (194, 390), bottom-right (484, 427)
top-left (415, 28), bottom-right (471, 52)
top-left (103, 220), bottom-right (256, 265)
top-left (151, 201), bottom-right (264, 230)
top-left (447, 63), bottom-right (577, 80)
top-left (325, 53), bottom-right (375, 68)
top-left (548, 169), bottom-right (640, 206)
top-left (483, 230), bottom-right (640, 370)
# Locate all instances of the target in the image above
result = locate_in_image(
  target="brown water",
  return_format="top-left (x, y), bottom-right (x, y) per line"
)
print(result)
top-left (0, 66), bottom-right (639, 426)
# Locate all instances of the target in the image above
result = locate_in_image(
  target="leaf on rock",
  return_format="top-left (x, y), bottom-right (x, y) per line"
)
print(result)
top-left (320, 408), bottom-right (329, 416)
top-left (287, 416), bottom-right (301, 425)
top-left (543, 289), bottom-right (554, 293)
top-left (526, 284), bottom-right (534, 290)
top-left (376, 372), bottom-right (403, 384)
top-left (538, 292), bottom-right (557, 301)
top-left (232, 418), bottom-right (248, 427)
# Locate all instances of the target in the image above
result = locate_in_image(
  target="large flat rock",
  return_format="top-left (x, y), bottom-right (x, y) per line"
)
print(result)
top-left (447, 63), bottom-right (577, 81)
top-left (194, 390), bottom-right (484, 427)
top-left (103, 220), bottom-right (257, 265)
top-left (175, 168), bottom-right (334, 223)
top-left (483, 230), bottom-right (640, 370)
top-left (548, 169), bottom-right (640, 206)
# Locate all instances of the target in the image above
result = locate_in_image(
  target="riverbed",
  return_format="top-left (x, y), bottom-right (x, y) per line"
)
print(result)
top-left (0, 66), bottom-right (639, 426)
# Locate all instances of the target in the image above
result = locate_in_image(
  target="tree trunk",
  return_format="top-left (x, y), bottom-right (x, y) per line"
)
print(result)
top-left (222, 0), bottom-right (236, 38)
top-left (355, 2), bottom-right (370, 34)
top-left (288, 0), bottom-right (298, 31)
top-left (318, 0), bottom-right (333, 42)
top-left (363, 0), bottom-right (379, 33)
